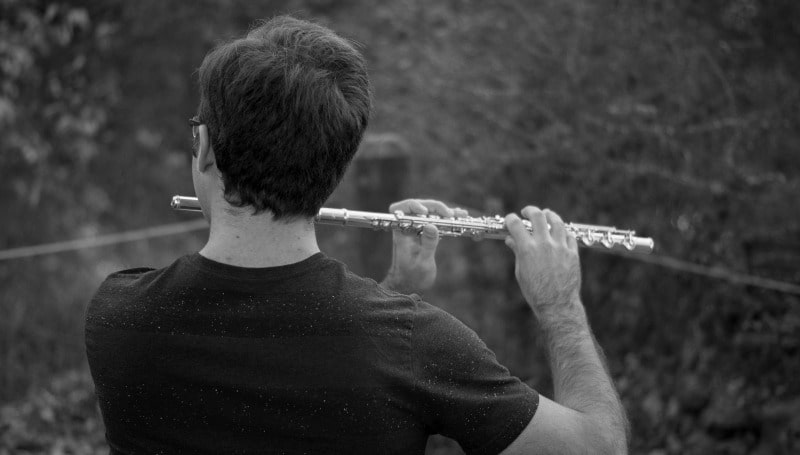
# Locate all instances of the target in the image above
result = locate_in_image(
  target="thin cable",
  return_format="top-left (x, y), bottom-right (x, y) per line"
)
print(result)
top-left (0, 218), bottom-right (798, 296)
top-left (0, 220), bottom-right (207, 261)
top-left (594, 248), bottom-right (800, 296)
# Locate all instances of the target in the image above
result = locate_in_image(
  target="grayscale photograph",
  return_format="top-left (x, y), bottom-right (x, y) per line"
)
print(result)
top-left (0, 1), bottom-right (798, 454)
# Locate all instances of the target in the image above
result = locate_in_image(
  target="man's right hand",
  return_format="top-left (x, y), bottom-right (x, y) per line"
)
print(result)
top-left (500, 208), bottom-right (629, 454)
top-left (504, 206), bottom-right (582, 318)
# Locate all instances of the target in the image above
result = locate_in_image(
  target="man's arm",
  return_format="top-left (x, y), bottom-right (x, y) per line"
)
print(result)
top-left (500, 207), bottom-right (629, 455)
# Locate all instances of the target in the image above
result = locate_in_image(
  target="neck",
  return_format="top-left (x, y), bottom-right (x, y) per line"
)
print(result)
top-left (199, 207), bottom-right (320, 268)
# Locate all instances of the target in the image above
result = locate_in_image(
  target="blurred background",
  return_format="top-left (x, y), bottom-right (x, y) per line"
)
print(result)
top-left (1, 0), bottom-right (798, 453)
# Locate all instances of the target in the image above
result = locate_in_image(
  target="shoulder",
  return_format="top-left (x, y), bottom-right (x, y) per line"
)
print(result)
top-left (106, 266), bottom-right (158, 280)
top-left (331, 258), bottom-right (419, 310)
top-left (89, 267), bottom-right (161, 316)
top-left (97, 266), bottom-right (159, 291)
top-left (407, 298), bottom-right (503, 376)
top-left (91, 255), bottom-right (191, 302)
top-left (86, 257), bottom-right (196, 328)
top-left (98, 253), bottom-right (197, 287)
top-left (411, 298), bottom-right (483, 344)
top-left (338, 279), bottom-right (482, 348)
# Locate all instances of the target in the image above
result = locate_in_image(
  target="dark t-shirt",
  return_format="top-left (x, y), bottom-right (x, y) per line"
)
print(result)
top-left (85, 253), bottom-right (538, 455)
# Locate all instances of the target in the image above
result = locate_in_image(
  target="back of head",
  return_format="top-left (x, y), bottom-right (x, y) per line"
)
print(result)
top-left (197, 16), bottom-right (371, 220)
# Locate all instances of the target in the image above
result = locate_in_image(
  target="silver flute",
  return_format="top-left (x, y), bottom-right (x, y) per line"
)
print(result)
top-left (171, 195), bottom-right (654, 254)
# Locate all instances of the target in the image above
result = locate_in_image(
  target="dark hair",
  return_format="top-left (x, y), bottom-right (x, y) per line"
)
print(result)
top-left (197, 16), bottom-right (371, 220)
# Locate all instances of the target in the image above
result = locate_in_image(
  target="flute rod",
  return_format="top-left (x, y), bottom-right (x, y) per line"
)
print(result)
top-left (170, 195), bottom-right (654, 254)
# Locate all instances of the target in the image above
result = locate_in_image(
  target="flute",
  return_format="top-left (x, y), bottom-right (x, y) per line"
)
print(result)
top-left (171, 195), bottom-right (654, 254)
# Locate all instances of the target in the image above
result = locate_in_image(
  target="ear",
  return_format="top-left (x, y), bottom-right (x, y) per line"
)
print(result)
top-left (196, 124), bottom-right (216, 173)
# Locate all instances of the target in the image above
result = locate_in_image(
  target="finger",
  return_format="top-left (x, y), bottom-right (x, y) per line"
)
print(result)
top-left (566, 231), bottom-right (578, 251)
top-left (419, 224), bottom-right (439, 259)
top-left (504, 213), bottom-right (531, 244)
top-left (520, 206), bottom-right (549, 241)
top-left (544, 209), bottom-right (566, 244)
top-left (453, 207), bottom-right (469, 218)
top-left (389, 199), bottom-right (428, 215)
top-left (416, 199), bottom-right (455, 218)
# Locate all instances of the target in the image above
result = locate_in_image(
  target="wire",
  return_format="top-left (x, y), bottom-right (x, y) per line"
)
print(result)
top-left (0, 218), bottom-right (798, 296)
top-left (593, 249), bottom-right (800, 296)
top-left (0, 220), bottom-right (207, 261)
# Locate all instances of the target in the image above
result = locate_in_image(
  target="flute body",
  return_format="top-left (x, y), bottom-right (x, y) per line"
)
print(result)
top-left (171, 195), bottom-right (654, 254)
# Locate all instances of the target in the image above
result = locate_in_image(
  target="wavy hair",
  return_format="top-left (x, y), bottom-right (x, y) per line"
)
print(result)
top-left (197, 16), bottom-right (371, 220)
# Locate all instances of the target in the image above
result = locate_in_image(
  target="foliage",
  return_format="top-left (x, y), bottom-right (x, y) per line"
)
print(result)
top-left (1, 0), bottom-right (799, 453)
top-left (0, 369), bottom-right (105, 455)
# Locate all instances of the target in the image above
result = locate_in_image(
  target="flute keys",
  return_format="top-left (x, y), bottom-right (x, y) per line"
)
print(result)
top-left (623, 233), bottom-right (636, 251)
top-left (579, 231), bottom-right (600, 247)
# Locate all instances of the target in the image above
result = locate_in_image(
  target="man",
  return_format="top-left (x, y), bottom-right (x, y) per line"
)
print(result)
top-left (86, 16), bottom-right (628, 455)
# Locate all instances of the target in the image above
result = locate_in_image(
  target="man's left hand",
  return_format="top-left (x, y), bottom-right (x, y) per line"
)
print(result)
top-left (380, 199), bottom-right (468, 294)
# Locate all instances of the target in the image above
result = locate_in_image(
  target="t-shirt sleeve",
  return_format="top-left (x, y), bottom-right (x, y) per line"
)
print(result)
top-left (411, 298), bottom-right (539, 455)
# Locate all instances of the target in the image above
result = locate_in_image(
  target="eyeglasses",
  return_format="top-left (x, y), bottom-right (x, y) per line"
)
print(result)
top-left (189, 116), bottom-right (202, 157)
top-left (189, 116), bottom-right (202, 138)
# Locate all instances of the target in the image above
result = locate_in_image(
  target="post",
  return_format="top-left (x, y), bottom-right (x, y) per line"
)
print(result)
top-left (315, 133), bottom-right (410, 280)
top-left (353, 134), bottom-right (410, 280)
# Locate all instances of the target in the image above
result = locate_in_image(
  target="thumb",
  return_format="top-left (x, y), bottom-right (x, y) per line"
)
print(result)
top-left (419, 224), bottom-right (439, 260)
